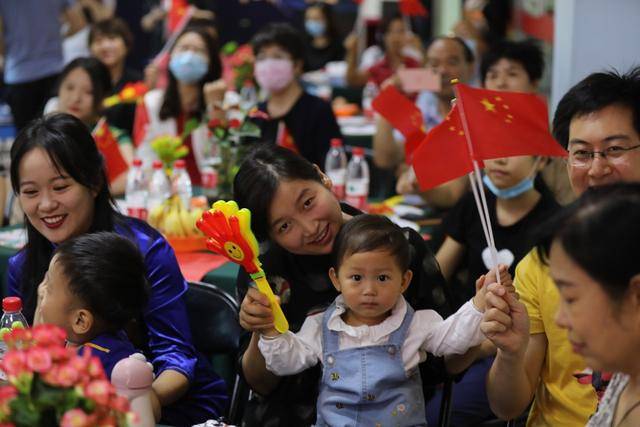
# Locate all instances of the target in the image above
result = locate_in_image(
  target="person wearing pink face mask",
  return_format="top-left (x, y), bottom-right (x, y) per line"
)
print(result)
top-left (249, 23), bottom-right (342, 167)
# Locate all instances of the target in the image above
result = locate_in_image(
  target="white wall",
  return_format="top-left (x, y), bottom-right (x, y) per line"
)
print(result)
top-left (551, 0), bottom-right (640, 113)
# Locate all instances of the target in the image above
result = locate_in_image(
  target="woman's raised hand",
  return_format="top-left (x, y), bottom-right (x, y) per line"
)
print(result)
top-left (203, 79), bottom-right (228, 110)
top-left (480, 283), bottom-right (530, 356)
top-left (239, 286), bottom-right (277, 335)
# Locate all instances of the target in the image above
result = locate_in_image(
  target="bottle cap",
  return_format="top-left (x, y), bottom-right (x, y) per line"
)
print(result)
top-left (352, 147), bottom-right (365, 156)
top-left (3, 297), bottom-right (22, 312)
top-left (330, 138), bottom-right (343, 148)
top-left (174, 159), bottom-right (186, 168)
top-left (132, 158), bottom-right (143, 167)
top-left (152, 160), bottom-right (163, 169)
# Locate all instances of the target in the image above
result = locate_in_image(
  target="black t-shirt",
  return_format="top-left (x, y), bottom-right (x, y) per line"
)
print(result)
top-left (254, 91), bottom-right (341, 168)
top-left (236, 204), bottom-right (453, 426)
top-left (104, 68), bottom-right (143, 138)
top-left (304, 39), bottom-right (345, 72)
top-left (443, 186), bottom-right (560, 308)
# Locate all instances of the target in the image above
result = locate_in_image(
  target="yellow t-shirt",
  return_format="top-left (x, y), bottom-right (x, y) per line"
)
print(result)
top-left (515, 250), bottom-right (597, 427)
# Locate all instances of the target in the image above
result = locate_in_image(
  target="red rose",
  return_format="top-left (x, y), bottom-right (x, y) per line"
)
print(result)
top-left (228, 118), bottom-right (242, 129)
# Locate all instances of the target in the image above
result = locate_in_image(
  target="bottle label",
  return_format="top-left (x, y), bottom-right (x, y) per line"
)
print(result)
top-left (127, 207), bottom-right (148, 220)
top-left (331, 184), bottom-right (345, 200)
top-left (327, 170), bottom-right (346, 199)
top-left (345, 194), bottom-right (367, 210)
top-left (202, 170), bottom-right (218, 189)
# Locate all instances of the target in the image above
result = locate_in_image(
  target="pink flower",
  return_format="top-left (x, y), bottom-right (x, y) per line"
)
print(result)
top-left (84, 380), bottom-right (113, 406)
top-left (56, 363), bottom-right (80, 387)
top-left (2, 352), bottom-right (27, 377)
top-left (248, 108), bottom-right (270, 120)
top-left (109, 395), bottom-right (130, 413)
top-left (60, 408), bottom-right (90, 427)
top-left (26, 348), bottom-right (52, 373)
top-left (32, 325), bottom-right (66, 348)
top-left (0, 385), bottom-right (16, 402)
top-left (87, 357), bottom-right (106, 380)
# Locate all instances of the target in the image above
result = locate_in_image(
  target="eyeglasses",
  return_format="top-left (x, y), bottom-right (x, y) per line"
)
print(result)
top-left (568, 144), bottom-right (640, 167)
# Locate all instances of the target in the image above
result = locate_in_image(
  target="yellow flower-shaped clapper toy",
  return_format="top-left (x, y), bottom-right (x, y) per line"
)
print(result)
top-left (196, 200), bottom-right (289, 333)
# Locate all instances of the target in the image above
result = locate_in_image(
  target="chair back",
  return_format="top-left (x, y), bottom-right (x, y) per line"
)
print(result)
top-left (185, 281), bottom-right (242, 358)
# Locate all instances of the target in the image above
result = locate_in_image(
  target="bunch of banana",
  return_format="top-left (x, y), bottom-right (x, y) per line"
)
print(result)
top-left (147, 196), bottom-right (204, 238)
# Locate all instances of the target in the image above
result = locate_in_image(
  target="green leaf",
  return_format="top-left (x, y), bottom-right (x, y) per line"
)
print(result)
top-left (238, 121), bottom-right (261, 138)
top-left (222, 41), bottom-right (238, 55)
top-left (180, 118), bottom-right (201, 142)
top-left (9, 399), bottom-right (40, 427)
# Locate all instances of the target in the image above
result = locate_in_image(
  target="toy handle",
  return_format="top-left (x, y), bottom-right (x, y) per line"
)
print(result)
top-left (252, 273), bottom-right (289, 333)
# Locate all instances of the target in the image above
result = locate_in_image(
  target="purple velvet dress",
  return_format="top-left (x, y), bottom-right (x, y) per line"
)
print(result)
top-left (8, 218), bottom-right (228, 427)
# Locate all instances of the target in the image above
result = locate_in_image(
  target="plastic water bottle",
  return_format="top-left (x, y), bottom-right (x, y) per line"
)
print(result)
top-left (325, 138), bottom-right (347, 200)
top-left (362, 80), bottom-right (379, 119)
top-left (125, 158), bottom-right (148, 220)
top-left (147, 160), bottom-right (170, 211)
top-left (345, 147), bottom-right (370, 210)
top-left (172, 159), bottom-right (193, 209)
top-left (0, 297), bottom-right (29, 380)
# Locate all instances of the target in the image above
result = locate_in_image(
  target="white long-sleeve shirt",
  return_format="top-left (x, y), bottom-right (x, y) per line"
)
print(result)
top-left (259, 295), bottom-right (484, 376)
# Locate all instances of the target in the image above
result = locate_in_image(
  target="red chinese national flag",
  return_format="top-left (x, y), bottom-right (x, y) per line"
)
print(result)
top-left (167, 0), bottom-right (189, 34)
top-left (411, 105), bottom-right (479, 190)
top-left (399, 0), bottom-right (428, 17)
top-left (133, 100), bottom-right (150, 147)
top-left (372, 86), bottom-right (426, 161)
top-left (455, 84), bottom-right (567, 160)
top-left (92, 120), bottom-right (129, 184)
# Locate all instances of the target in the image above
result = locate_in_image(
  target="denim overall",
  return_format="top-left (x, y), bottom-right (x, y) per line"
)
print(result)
top-left (316, 303), bottom-right (427, 427)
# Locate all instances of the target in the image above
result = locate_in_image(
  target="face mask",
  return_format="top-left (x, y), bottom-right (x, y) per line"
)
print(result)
top-left (305, 20), bottom-right (326, 37)
top-left (254, 58), bottom-right (294, 92)
top-left (169, 51), bottom-right (209, 83)
top-left (483, 174), bottom-right (534, 199)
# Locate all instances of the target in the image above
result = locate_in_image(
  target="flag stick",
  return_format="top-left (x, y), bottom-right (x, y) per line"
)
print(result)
top-left (453, 82), bottom-right (501, 284)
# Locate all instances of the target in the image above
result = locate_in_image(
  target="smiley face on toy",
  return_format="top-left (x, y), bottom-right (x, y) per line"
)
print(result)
top-left (223, 241), bottom-right (245, 261)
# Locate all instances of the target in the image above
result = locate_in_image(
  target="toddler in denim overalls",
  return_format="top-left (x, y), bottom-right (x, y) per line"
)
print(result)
top-left (258, 215), bottom-right (493, 426)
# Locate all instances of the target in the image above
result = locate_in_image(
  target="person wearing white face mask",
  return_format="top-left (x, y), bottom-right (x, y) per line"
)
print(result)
top-left (249, 22), bottom-right (342, 168)
top-left (133, 25), bottom-right (227, 186)
top-left (303, 2), bottom-right (344, 72)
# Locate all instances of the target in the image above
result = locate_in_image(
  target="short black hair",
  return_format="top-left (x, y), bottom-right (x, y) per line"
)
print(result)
top-left (480, 39), bottom-right (544, 84)
top-left (552, 66), bottom-right (640, 149)
top-left (55, 232), bottom-right (150, 332)
top-left (425, 35), bottom-right (475, 64)
top-left (538, 182), bottom-right (640, 302)
top-left (251, 22), bottom-right (305, 62)
top-left (233, 143), bottom-right (322, 241)
top-left (332, 215), bottom-right (410, 272)
top-left (89, 17), bottom-right (134, 51)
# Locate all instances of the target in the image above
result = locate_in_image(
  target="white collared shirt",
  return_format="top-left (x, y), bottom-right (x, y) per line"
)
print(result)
top-left (259, 295), bottom-right (484, 376)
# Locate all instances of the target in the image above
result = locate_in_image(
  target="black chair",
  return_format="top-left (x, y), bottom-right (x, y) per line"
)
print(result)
top-left (184, 281), bottom-right (248, 424)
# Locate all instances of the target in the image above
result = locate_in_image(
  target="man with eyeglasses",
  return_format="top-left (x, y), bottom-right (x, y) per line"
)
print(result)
top-left (484, 67), bottom-right (640, 427)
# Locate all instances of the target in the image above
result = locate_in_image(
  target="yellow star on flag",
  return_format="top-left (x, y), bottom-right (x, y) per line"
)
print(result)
top-left (481, 98), bottom-right (496, 112)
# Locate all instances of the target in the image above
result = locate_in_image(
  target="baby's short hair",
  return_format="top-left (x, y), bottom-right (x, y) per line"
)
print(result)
top-left (54, 232), bottom-right (150, 331)
top-left (332, 215), bottom-right (410, 272)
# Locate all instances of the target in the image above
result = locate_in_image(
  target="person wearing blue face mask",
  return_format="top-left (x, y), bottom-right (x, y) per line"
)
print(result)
top-left (303, 2), bottom-right (344, 72)
top-left (429, 153), bottom-right (558, 424)
top-left (134, 25), bottom-right (226, 186)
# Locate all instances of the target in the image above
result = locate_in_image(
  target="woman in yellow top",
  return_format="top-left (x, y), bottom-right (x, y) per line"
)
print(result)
top-left (482, 67), bottom-right (640, 426)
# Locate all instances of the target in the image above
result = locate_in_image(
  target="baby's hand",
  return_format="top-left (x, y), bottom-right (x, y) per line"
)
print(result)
top-left (472, 274), bottom-right (489, 312)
